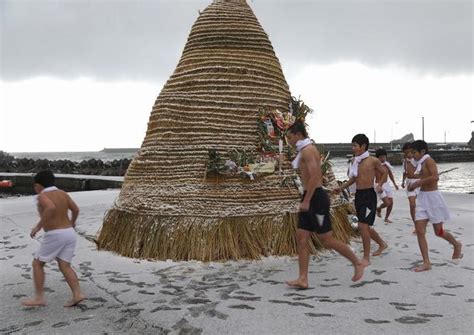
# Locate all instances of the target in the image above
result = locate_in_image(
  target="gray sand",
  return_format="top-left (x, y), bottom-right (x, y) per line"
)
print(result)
top-left (0, 190), bottom-right (473, 334)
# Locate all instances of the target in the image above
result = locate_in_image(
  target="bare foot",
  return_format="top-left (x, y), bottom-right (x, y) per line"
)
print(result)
top-left (384, 218), bottom-right (392, 224)
top-left (412, 229), bottom-right (416, 234)
top-left (376, 208), bottom-right (382, 218)
top-left (22, 297), bottom-right (46, 307)
top-left (352, 263), bottom-right (364, 282)
top-left (413, 263), bottom-right (432, 272)
top-left (372, 243), bottom-right (388, 256)
top-left (285, 279), bottom-right (308, 289)
top-left (361, 258), bottom-right (370, 268)
top-left (453, 242), bottom-right (463, 260)
top-left (64, 294), bottom-right (86, 307)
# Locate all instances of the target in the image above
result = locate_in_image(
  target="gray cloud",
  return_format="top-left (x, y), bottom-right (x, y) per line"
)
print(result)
top-left (1, 0), bottom-right (472, 82)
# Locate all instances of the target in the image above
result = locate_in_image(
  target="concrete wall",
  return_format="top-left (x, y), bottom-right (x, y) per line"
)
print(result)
top-left (0, 174), bottom-right (123, 196)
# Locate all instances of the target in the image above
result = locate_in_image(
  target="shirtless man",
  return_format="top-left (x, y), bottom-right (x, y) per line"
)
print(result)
top-left (401, 142), bottom-right (419, 232)
top-left (285, 122), bottom-right (364, 289)
top-left (335, 134), bottom-right (388, 267)
top-left (23, 170), bottom-right (85, 307)
top-left (375, 148), bottom-right (399, 224)
top-left (407, 140), bottom-right (463, 272)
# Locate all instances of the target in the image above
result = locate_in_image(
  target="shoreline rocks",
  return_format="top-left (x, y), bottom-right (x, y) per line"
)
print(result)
top-left (0, 152), bottom-right (131, 176)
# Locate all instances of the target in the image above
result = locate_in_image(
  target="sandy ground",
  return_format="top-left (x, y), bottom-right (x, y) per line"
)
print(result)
top-left (0, 189), bottom-right (473, 334)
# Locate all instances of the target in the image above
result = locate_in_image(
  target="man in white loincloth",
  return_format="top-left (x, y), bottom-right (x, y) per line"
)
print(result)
top-left (407, 140), bottom-right (463, 272)
top-left (23, 170), bottom-right (86, 307)
top-left (375, 148), bottom-right (399, 224)
top-left (401, 142), bottom-right (419, 233)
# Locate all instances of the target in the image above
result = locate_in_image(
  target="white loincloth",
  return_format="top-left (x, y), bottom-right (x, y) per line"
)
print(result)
top-left (406, 178), bottom-right (420, 197)
top-left (415, 190), bottom-right (451, 223)
top-left (377, 182), bottom-right (393, 199)
top-left (34, 227), bottom-right (76, 263)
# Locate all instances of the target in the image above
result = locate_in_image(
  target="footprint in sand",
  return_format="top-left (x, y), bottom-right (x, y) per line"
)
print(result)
top-left (283, 293), bottom-right (307, 298)
top-left (188, 302), bottom-right (229, 320)
top-left (172, 318), bottom-right (202, 334)
top-left (355, 297), bottom-right (379, 301)
top-left (371, 270), bottom-right (386, 275)
top-left (432, 292), bottom-right (456, 297)
top-left (417, 313), bottom-right (443, 318)
top-left (138, 290), bottom-right (155, 295)
top-left (73, 316), bottom-right (94, 323)
top-left (293, 295), bottom-right (323, 301)
top-left (233, 291), bottom-right (255, 296)
top-left (229, 295), bottom-right (261, 302)
top-left (151, 305), bottom-right (181, 312)
top-left (52, 322), bottom-right (70, 328)
top-left (365, 319), bottom-right (390, 324)
top-left (395, 316), bottom-right (430, 324)
top-left (306, 312), bottom-right (334, 317)
top-left (389, 302), bottom-right (416, 311)
top-left (441, 284), bottom-right (464, 289)
top-left (351, 279), bottom-right (398, 288)
top-left (268, 299), bottom-right (314, 308)
top-left (228, 304), bottom-right (255, 310)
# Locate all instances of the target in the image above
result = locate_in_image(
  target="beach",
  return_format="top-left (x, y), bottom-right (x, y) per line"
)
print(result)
top-left (0, 189), bottom-right (473, 334)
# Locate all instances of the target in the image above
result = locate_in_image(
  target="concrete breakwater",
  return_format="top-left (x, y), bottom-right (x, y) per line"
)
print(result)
top-left (0, 173), bottom-right (123, 196)
top-left (0, 152), bottom-right (131, 176)
top-left (0, 152), bottom-right (128, 195)
top-left (320, 143), bottom-right (474, 164)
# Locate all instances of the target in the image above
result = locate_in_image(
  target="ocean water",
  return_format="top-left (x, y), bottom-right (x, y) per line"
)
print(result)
top-left (330, 157), bottom-right (474, 194)
top-left (9, 151), bottom-right (474, 194)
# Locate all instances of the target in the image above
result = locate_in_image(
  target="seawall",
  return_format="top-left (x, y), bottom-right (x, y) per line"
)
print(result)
top-left (0, 173), bottom-right (123, 196)
top-left (320, 143), bottom-right (474, 164)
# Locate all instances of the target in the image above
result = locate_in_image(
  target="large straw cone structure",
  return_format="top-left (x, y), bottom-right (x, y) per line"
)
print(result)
top-left (97, 0), bottom-right (354, 261)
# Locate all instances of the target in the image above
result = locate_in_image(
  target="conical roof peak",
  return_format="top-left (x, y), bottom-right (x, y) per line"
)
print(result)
top-left (112, 0), bottom-right (292, 217)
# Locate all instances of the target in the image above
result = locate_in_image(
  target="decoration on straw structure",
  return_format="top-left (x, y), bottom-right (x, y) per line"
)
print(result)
top-left (97, 0), bottom-right (355, 261)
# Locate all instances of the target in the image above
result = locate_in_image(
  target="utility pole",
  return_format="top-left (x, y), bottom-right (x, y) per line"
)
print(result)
top-left (390, 121), bottom-right (398, 150)
top-left (422, 117), bottom-right (425, 141)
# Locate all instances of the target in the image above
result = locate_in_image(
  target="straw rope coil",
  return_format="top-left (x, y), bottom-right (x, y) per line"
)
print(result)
top-left (98, 0), bottom-right (354, 261)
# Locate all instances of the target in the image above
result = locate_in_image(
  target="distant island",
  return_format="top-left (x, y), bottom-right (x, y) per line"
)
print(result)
top-left (100, 148), bottom-right (138, 153)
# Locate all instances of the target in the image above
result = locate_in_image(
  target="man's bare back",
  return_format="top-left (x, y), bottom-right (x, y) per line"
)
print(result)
top-left (37, 191), bottom-right (78, 232)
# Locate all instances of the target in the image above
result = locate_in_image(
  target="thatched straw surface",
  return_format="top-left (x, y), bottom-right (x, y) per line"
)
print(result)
top-left (98, 0), bottom-right (354, 261)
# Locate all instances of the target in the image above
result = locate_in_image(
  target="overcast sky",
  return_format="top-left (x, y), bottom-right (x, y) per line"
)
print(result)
top-left (1, 0), bottom-right (472, 152)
